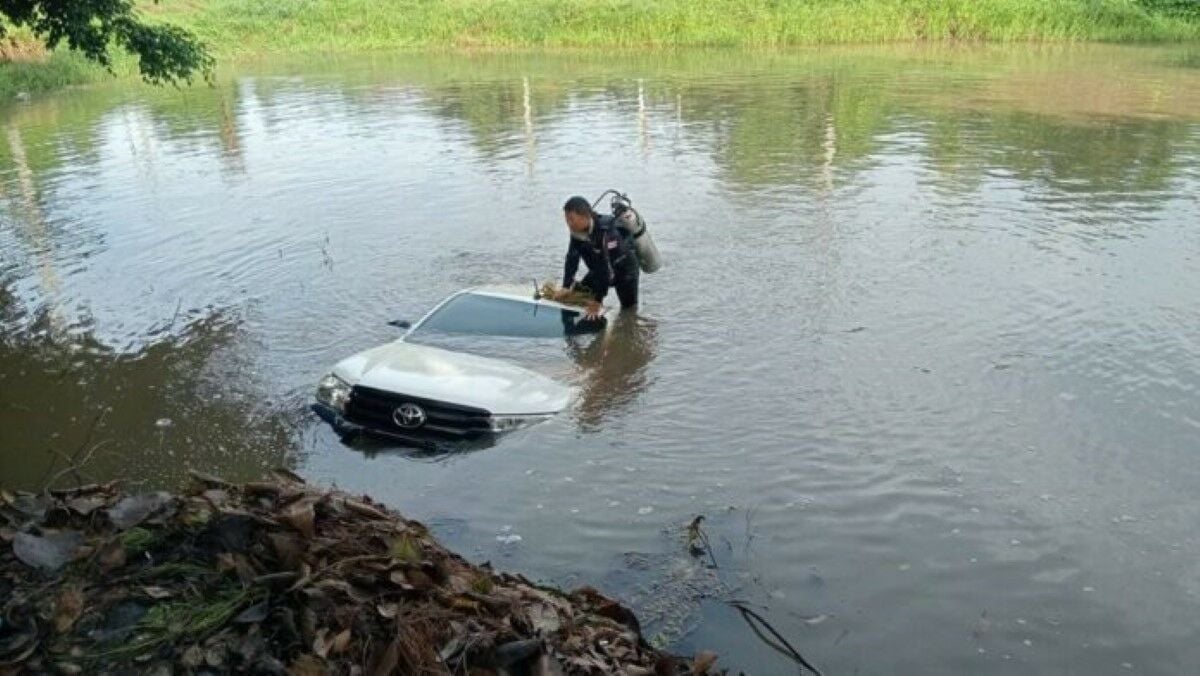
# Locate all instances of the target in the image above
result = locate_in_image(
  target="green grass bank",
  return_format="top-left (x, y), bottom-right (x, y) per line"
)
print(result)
top-left (160, 0), bottom-right (1200, 52)
top-left (2, 0), bottom-right (1200, 96)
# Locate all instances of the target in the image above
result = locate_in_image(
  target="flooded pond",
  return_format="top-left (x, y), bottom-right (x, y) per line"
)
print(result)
top-left (3, 45), bottom-right (1200, 673)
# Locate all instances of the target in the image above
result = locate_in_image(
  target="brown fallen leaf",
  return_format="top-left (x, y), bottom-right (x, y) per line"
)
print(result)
top-left (7, 494), bottom-right (50, 520)
top-left (331, 628), bottom-right (352, 655)
top-left (526, 603), bottom-right (561, 635)
top-left (312, 628), bottom-right (332, 659)
top-left (98, 539), bottom-right (126, 573)
top-left (534, 653), bottom-right (567, 676)
top-left (592, 598), bottom-right (641, 633)
top-left (242, 482), bottom-right (282, 497)
top-left (448, 573), bottom-right (473, 594)
top-left (107, 493), bottom-right (172, 530)
top-left (271, 467), bottom-right (307, 485)
top-left (367, 638), bottom-right (399, 676)
top-left (204, 645), bottom-right (226, 669)
top-left (281, 499), bottom-right (316, 539)
top-left (655, 655), bottom-right (681, 676)
top-left (269, 533), bottom-right (304, 571)
top-left (141, 586), bottom-right (173, 600)
top-left (54, 587), bottom-right (84, 633)
top-left (231, 553), bottom-right (260, 585)
top-left (692, 650), bottom-right (718, 675)
top-left (407, 570), bottom-right (434, 591)
top-left (12, 530), bottom-right (83, 572)
top-left (448, 596), bottom-right (480, 614)
top-left (286, 562), bottom-right (314, 593)
top-left (464, 591), bottom-right (509, 614)
top-left (187, 470), bottom-right (232, 488)
top-left (342, 499), bottom-right (388, 521)
top-left (201, 489), bottom-right (230, 507)
top-left (312, 579), bottom-right (356, 600)
top-left (236, 629), bottom-right (267, 663)
top-left (566, 654), bottom-right (609, 672)
top-left (216, 552), bottom-right (237, 573)
top-left (387, 570), bottom-right (412, 589)
top-left (66, 495), bottom-right (106, 517)
top-left (181, 645), bottom-right (205, 670)
top-left (47, 481), bottom-right (116, 498)
top-left (287, 654), bottom-right (327, 676)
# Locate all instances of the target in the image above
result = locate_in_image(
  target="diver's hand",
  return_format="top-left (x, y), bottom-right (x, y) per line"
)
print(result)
top-left (584, 301), bottom-right (603, 320)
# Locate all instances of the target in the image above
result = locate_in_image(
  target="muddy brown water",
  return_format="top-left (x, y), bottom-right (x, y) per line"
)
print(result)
top-left (2, 45), bottom-right (1200, 673)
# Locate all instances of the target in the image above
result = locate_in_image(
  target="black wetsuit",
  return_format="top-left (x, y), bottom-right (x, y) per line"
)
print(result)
top-left (562, 215), bottom-right (640, 308)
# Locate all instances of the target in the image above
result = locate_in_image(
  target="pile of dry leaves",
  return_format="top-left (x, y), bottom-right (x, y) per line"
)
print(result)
top-left (1, 470), bottom-right (720, 675)
top-left (536, 283), bottom-right (594, 308)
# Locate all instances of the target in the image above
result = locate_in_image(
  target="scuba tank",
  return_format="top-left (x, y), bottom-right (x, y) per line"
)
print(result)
top-left (595, 190), bottom-right (664, 273)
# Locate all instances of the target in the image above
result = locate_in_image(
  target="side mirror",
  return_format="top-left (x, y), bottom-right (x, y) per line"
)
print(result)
top-left (387, 319), bottom-right (412, 329)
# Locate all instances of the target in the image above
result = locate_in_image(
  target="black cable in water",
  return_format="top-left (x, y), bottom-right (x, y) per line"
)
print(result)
top-left (690, 515), bottom-right (826, 675)
top-left (729, 601), bottom-right (826, 676)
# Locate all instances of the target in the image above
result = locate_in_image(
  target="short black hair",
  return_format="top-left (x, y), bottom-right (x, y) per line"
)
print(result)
top-left (563, 196), bottom-right (593, 216)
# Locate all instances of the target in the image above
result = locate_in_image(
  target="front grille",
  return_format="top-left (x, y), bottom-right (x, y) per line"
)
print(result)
top-left (344, 386), bottom-right (492, 438)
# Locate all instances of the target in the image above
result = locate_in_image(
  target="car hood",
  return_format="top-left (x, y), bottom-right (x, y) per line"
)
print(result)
top-left (331, 341), bottom-right (573, 415)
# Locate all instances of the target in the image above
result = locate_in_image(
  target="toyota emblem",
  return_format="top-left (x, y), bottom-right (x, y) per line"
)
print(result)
top-left (393, 403), bottom-right (427, 429)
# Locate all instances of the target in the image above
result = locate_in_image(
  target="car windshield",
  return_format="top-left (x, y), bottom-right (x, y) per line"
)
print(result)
top-left (403, 291), bottom-right (608, 382)
top-left (409, 292), bottom-right (600, 339)
top-left (404, 292), bottom-right (604, 379)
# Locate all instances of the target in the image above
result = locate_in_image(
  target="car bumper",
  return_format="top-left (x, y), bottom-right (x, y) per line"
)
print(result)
top-left (311, 402), bottom-right (364, 435)
top-left (310, 402), bottom-right (492, 449)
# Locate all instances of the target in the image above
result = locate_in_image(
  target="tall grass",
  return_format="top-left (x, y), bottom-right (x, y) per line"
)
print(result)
top-left (154, 0), bottom-right (1200, 53)
top-left (0, 28), bottom-right (138, 97)
top-left (0, 52), bottom-right (100, 96)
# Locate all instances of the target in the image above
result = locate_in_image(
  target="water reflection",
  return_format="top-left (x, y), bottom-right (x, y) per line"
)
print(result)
top-left (339, 430), bottom-right (500, 462)
top-left (3, 123), bottom-right (62, 334)
top-left (565, 312), bottom-right (659, 431)
top-left (1, 45), bottom-right (1199, 675)
top-left (0, 288), bottom-right (293, 490)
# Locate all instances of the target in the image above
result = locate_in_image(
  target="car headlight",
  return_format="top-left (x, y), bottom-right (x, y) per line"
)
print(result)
top-left (316, 374), bottom-right (352, 413)
top-left (488, 414), bottom-right (553, 433)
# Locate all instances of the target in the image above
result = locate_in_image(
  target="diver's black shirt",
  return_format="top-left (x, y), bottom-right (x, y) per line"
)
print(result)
top-left (562, 215), bottom-right (637, 301)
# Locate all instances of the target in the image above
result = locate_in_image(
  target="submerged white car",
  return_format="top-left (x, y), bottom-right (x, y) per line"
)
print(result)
top-left (312, 286), bottom-right (603, 444)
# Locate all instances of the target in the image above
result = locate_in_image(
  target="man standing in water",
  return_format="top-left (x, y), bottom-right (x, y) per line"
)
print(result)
top-left (557, 195), bottom-right (640, 319)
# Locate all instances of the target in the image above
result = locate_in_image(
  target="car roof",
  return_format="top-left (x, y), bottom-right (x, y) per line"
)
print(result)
top-left (466, 285), bottom-right (583, 313)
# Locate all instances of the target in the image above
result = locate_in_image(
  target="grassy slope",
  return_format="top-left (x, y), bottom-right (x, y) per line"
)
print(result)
top-left (0, 26), bottom-right (138, 97)
top-left (1, 0), bottom-right (1198, 96)
top-left (0, 51), bottom-right (96, 97)
top-left (155, 0), bottom-right (1200, 52)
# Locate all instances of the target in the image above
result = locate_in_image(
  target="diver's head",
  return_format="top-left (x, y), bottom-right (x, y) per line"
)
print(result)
top-left (563, 195), bottom-right (593, 235)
